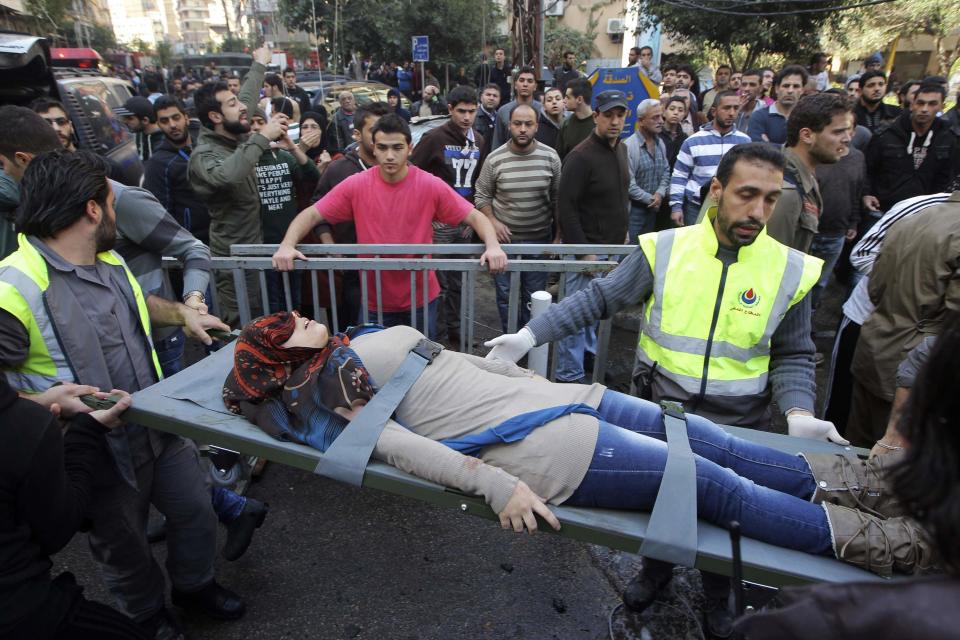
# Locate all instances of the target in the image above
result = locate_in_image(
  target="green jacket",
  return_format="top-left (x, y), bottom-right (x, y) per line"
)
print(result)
top-left (188, 61), bottom-right (271, 256)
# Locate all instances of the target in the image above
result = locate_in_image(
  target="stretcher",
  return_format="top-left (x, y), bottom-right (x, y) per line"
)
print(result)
top-left (126, 343), bottom-right (881, 589)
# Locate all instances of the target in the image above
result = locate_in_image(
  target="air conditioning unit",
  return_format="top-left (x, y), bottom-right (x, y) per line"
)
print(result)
top-left (606, 18), bottom-right (625, 34)
top-left (544, 0), bottom-right (565, 16)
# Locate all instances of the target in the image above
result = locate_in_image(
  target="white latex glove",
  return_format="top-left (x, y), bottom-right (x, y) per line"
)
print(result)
top-left (484, 327), bottom-right (536, 363)
top-left (787, 413), bottom-right (850, 445)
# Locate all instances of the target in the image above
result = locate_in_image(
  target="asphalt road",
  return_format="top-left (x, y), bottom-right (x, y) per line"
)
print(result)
top-left (52, 270), bottom-right (848, 640)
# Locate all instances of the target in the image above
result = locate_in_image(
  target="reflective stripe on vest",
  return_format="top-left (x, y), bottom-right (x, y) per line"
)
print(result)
top-left (637, 212), bottom-right (821, 397)
top-left (0, 235), bottom-right (162, 393)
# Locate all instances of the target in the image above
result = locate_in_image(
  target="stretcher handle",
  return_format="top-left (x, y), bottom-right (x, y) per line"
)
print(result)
top-left (80, 394), bottom-right (125, 411)
top-left (730, 520), bottom-right (744, 616)
top-left (207, 328), bottom-right (240, 342)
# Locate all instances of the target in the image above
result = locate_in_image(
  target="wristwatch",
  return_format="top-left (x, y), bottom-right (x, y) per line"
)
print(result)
top-left (183, 290), bottom-right (206, 304)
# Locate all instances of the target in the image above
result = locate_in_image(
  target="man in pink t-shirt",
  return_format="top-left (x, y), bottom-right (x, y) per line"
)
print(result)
top-left (273, 113), bottom-right (507, 337)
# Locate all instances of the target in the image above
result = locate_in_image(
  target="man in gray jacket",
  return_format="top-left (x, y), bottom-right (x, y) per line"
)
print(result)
top-left (188, 46), bottom-right (287, 327)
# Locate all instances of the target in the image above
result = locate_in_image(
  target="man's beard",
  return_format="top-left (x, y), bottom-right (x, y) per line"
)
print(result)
top-left (166, 129), bottom-right (189, 145)
top-left (809, 142), bottom-right (842, 165)
top-left (223, 118), bottom-right (250, 135)
top-left (511, 134), bottom-right (533, 148)
top-left (716, 195), bottom-right (763, 248)
top-left (862, 93), bottom-right (882, 106)
top-left (95, 210), bottom-right (117, 253)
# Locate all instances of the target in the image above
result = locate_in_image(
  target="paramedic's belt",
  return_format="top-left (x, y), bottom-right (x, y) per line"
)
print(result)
top-left (313, 338), bottom-right (444, 485)
top-left (638, 401), bottom-right (698, 567)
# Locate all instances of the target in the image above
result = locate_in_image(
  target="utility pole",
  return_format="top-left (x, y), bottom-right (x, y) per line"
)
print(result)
top-left (510, 0), bottom-right (542, 79)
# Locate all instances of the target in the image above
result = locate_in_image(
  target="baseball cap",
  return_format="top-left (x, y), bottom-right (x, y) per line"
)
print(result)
top-left (114, 96), bottom-right (154, 119)
top-left (594, 90), bottom-right (629, 112)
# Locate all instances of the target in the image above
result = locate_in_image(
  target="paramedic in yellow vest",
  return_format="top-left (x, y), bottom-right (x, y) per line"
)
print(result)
top-left (488, 142), bottom-right (843, 440)
top-left (0, 151), bottom-right (246, 634)
top-left (485, 143), bottom-right (846, 635)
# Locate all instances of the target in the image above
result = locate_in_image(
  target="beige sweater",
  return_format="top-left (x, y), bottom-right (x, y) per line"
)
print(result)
top-left (353, 326), bottom-right (604, 514)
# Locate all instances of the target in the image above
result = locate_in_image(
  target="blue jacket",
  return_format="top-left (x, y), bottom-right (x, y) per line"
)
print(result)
top-left (397, 69), bottom-right (413, 92)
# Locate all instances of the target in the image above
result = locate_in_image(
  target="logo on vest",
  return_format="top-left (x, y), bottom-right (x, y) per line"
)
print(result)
top-left (730, 288), bottom-right (762, 317)
top-left (739, 288), bottom-right (760, 307)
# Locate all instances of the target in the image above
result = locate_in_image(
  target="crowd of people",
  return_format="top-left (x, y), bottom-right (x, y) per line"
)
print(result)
top-left (0, 39), bottom-right (958, 640)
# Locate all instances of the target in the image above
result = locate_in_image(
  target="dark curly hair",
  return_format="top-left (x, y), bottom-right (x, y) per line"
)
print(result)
top-left (890, 313), bottom-right (960, 574)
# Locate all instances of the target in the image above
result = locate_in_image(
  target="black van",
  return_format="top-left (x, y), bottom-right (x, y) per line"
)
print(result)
top-left (0, 31), bottom-right (143, 186)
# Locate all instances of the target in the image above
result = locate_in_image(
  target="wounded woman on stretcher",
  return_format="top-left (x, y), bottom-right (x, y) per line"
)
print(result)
top-left (222, 312), bottom-right (934, 579)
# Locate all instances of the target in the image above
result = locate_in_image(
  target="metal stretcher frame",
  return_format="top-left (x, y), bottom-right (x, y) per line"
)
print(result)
top-left (129, 343), bottom-right (881, 589)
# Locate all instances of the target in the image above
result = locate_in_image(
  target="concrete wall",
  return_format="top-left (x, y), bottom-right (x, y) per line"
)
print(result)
top-left (549, 0), bottom-right (629, 67)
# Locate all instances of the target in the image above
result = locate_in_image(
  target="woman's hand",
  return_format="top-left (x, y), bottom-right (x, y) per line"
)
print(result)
top-left (498, 481), bottom-right (561, 533)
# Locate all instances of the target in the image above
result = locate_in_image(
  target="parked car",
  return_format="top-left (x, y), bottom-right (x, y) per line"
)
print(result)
top-left (0, 32), bottom-right (142, 185)
top-left (301, 79), bottom-right (411, 114)
top-left (295, 70), bottom-right (348, 84)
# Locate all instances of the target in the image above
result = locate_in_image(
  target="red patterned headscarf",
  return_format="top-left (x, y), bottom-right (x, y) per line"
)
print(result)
top-left (223, 312), bottom-right (345, 410)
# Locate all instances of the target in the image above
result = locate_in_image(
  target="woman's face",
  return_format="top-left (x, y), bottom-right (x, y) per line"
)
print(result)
top-left (281, 313), bottom-right (330, 349)
top-left (301, 117), bottom-right (322, 133)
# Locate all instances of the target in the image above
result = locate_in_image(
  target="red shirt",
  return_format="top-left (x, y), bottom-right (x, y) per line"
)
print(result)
top-left (315, 165), bottom-right (473, 312)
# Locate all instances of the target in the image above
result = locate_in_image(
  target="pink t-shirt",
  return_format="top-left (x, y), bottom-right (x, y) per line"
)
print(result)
top-left (315, 165), bottom-right (473, 312)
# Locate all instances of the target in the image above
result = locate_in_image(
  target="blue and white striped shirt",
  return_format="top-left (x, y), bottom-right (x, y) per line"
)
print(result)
top-left (668, 125), bottom-right (751, 212)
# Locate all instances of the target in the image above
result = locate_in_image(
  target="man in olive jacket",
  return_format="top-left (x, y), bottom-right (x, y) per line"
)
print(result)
top-left (188, 46), bottom-right (287, 326)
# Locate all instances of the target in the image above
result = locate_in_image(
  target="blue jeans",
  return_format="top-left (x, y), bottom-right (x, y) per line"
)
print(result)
top-left (266, 270), bottom-right (303, 314)
top-left (211, 486), bottom-right (247, 524)
top-left (682, 199), bottom-right (701, 226)
top-left (628, 203), bottom-right (657, 243)
top-left (155, 329), bottom-right (186, 377)
top-left (809, 233), bottom-right (845, 309)
top-left (493, 239), bottom-right (550, 332)
top-left (373, 297), bottom-right (439, 340)
top-left (565, 390), bottom-right (832, 556)
top-left (555, 256), bottom-right (606, 382)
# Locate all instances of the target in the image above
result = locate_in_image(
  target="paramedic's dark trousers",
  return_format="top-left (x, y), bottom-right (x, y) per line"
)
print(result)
top-left (88, 434), bottom-right (217, 621)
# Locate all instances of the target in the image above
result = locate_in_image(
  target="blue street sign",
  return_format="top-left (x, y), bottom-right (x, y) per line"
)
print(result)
top-left (412, 36), bottom-right (429, 63)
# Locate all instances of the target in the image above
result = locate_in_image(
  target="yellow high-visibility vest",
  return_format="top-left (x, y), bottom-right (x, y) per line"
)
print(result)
top-left (637, 208), bottom-right (822, 399)
top-left (0, 234), bottom-right (162, 393)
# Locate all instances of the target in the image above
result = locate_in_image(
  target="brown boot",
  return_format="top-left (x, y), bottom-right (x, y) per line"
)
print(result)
top-left (824, 503), bottom-right (936, 577)
top-left (802, 451), bottom-right (905, 518)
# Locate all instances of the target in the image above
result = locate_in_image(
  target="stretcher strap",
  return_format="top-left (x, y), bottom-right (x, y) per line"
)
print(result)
top-left (313, 339), bottom-right (442, 485)
top-left (638, 401), bottom-right (698, 567)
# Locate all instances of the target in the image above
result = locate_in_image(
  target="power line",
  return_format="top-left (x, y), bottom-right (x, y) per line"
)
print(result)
top-left (651, 0), bottom-right (901, 15)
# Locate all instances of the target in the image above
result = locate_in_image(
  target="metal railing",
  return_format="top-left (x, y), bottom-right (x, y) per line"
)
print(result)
top-left (164, 243), bottom-right (637, 382)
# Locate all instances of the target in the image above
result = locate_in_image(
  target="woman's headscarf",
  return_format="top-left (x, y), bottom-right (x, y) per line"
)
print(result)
top-left (299, 110), bottom-right (328, 160)
top-left (223, 312), bottom-right (336, 409)
top-left (223, 313), bottom-right (376, 447)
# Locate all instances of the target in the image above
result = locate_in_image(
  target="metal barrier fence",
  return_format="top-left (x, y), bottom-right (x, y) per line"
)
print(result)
top-left (165, 243), bottom-right (637, 383)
